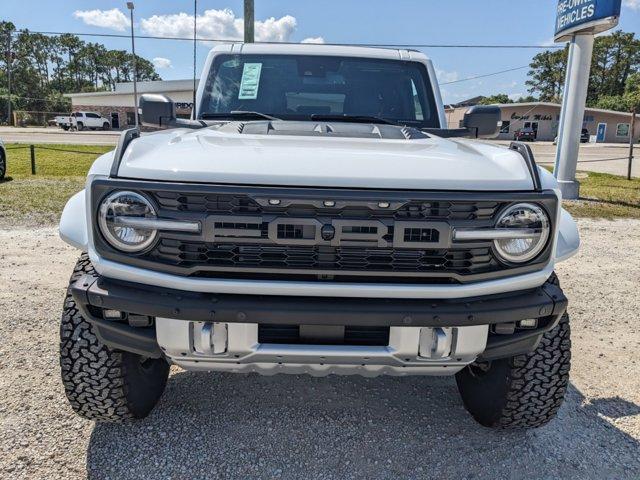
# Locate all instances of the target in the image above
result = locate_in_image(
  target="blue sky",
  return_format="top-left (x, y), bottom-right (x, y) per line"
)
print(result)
top-left (3, 0), bottom-right (640, 103)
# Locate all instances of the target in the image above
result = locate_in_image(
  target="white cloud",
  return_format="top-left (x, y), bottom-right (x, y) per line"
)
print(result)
top-left (623, 0), bottom-right (640, 10)
top-left (153, 57), bottom-right (173, 69)
top-left (499, 80), bottom-right (519, 89)
top-left (436, 69), bottom-right (459, 84)
top-left (140, 8), bottom-right (298, 43)
top-left (73, 8), bottom-right (130, 32)
top-left (301, 36), bottom-right (325, 44)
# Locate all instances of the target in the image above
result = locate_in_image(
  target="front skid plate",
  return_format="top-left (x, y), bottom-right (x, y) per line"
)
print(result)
top-left (156, 321), bottom-right (489, 376)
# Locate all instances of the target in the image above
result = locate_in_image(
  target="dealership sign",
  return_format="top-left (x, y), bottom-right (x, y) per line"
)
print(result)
top-left (554, 0), bottom-right (621, 42)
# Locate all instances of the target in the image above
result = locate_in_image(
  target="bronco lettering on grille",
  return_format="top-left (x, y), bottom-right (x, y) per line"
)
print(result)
top-left (206, 215), bottom-right (451, 249)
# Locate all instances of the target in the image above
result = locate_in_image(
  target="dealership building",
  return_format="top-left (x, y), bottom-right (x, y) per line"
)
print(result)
top-left (65, 79), bottom-right (199, 129)
top-left (446, 101), bottom-right (639, 144)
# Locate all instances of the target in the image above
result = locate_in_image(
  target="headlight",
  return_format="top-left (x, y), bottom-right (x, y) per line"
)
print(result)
top-left (493, 203), bottom-right (550, 263)
top-left (98, 191), bottom-right (158, 252)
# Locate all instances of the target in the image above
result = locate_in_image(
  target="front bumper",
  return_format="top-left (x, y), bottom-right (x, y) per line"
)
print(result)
top-left (71, 272), bottom-right (567, 373)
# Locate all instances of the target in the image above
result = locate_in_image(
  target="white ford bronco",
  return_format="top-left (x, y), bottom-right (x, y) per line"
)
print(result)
top-left (59, 43), bottom-right (579, 429)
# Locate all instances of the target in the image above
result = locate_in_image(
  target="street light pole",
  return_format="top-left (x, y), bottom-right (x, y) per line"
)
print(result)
top-left (127, 2), bottom-right (139, 128)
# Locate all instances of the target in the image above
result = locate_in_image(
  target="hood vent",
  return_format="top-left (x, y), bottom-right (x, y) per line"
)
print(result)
top-left (219, 120), bottom-right (428, 140)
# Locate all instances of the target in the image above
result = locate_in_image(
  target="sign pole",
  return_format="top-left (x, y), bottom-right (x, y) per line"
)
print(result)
top-left (553, 0), bottom-right (622, 199)
top-left (553, 33), bottom-right (594, 199)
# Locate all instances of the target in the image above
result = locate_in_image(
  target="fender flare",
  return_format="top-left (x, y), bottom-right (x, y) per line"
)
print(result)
top-left (555, 207), bottom-right (580, 263)
top-left (59, 190), bottom-right (88, 250)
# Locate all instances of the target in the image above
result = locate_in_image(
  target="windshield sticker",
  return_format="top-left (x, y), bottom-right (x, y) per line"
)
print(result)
top-left (238, 63), bottom-right (262, 100)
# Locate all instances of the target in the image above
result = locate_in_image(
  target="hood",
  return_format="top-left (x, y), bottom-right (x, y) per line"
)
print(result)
top-left (117, 124), bottom-right (535, 191)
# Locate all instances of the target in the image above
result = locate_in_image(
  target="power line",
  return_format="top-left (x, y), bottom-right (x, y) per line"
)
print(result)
top-left (12, 29), bottom-right (565, 49)
top-left (440, 66), bottom-right (530, 85)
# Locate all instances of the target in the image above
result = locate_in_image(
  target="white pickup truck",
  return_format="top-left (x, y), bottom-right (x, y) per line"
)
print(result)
top-left (58, 43), bottom-right (579, 429)
top-left (55, 111), bottom-right (111, 131)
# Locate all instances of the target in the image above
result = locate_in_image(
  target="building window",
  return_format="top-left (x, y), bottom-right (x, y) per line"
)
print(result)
top-left (616, 123), bottom-right (630, 137)
top-left (126, 112), bottom-right (136, 126)
top-left (500, 120), bottom-right (510, 134)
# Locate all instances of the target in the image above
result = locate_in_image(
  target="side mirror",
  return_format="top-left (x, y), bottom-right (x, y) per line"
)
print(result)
top-left (139, 94), bottom-right (176, 128)
top-left (462, 105), bottom-right (501, 138)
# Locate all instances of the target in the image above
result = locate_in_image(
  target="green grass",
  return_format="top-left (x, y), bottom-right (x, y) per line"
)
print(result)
top-left (0, 144), bottom-right (112, 226)
top-left (0, 176), bottom-right (87, 225)
top-left (542, 167), bottom-right (640, 219)
top-left (0, 144), bottom-right (638, 226)
top-left (3, 143), bottom-right (112, 176)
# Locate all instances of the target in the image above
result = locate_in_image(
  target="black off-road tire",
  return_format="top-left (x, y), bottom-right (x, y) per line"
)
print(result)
top-left (102, 122), bottom-right (111, 131)
top-left (456, 312), bottom-right (571, 429)
top-left (60, 254), bottom-right (170, 422)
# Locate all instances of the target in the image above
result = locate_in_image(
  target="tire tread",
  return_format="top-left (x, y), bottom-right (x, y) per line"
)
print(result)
top-left (59, 254), bottom-right (165, 422)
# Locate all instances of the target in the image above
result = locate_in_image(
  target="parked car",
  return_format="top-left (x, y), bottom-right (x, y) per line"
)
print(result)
top-left (70, 111), bottom-right (111, 131)
top-left (0, 138), bottom-right (5, 180)
top-left (58, 43), bottom-right (579, 429)
top-left (54, 115), bottom-right (73, 130)
top-left (553, 128), bottom-right (591, 144)
top-left (580, 128), bottom-right (590, 143)
top-left (514, 127), bottom-right (536, 142)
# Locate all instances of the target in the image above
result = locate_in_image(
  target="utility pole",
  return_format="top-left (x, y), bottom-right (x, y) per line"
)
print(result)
top-left (5, 32), bottom-right (12, 126)
top-left (629, 109), bottom-right (636, 181)
top-left (127, 2), bottom-right (139, 127)
top-left (192, 0), bottom-right (197, 117)
top-left (244, 0), bottom-right (254, 43)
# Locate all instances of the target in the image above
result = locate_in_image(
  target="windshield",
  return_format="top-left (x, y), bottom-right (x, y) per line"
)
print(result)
top-left (199, 54), bottom-right (440, 128)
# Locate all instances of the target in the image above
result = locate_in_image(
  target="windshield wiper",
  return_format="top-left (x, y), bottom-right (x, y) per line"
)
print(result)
top-left (201, 111), bottom-right (281, 121)
top-left (310, 114), bottom-right (400, 126)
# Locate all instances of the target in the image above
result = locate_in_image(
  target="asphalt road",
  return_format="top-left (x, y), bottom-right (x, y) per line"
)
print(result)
top-left (493, 140), bottom-right (639, 178)
top-left (1, 126), bottom-right (637, 178)
top-left (0, 219), bottom-right (639, 479)
top-left (0, 127), bottom-right (120, 146)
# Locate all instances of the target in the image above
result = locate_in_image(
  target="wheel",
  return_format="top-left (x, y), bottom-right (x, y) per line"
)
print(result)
top-left (102, 122), bottom-right (111, 131)
top-left (0, 150), bottom-right (5, 180)
top-left (76, 122), bottom-right (84, 131)
top-left (456, 312), bottom-right (571, 429)
top-left (62, 126), bottom-right (69, 131)
top-left (60, 254), bottom-right (170, 422)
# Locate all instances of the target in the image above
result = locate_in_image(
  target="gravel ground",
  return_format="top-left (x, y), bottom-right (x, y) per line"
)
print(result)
top-left (0, 219), bottom-right (639, 480)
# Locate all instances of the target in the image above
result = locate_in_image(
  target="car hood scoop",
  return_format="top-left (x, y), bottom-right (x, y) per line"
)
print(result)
top-left (116, 125), bottom-right (535, 190)
top-left (218, 120), bottom-right (429, 140)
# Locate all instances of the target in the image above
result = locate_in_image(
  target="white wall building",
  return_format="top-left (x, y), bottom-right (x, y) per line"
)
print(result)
top-left (65, 79), bottom-right (198, 129)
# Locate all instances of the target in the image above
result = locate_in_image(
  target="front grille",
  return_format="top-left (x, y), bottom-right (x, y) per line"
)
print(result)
top-left (139, 188), bottom-right (510, 281)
